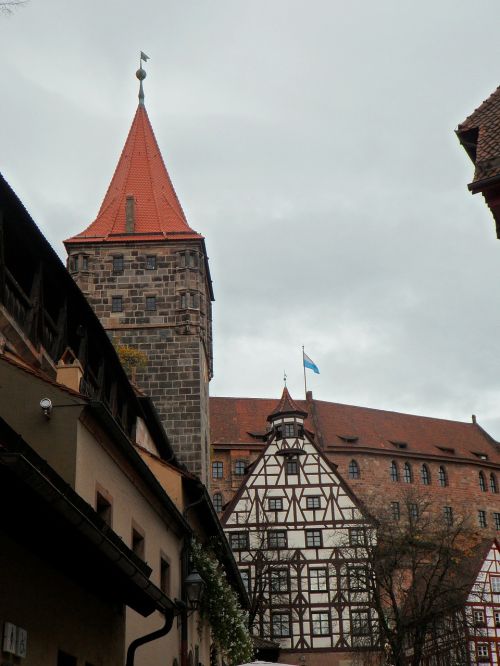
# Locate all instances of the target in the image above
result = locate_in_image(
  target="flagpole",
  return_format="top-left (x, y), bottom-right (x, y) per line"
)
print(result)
top-left (302, 345), bottom-right (307, 397)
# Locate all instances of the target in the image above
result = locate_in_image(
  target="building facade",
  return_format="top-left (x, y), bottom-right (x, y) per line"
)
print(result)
top-left (64, 76), bottom-right (213, 484)
top-left (222, 388), bottom-right (378, 666)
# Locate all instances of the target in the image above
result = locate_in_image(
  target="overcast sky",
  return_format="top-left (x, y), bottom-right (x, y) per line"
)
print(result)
top-left (3, 1), bottom-right (500, 437)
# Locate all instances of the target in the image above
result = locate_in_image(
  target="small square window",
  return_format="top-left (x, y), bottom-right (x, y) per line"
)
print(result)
top-left (283, 423), bottom-right (295, 438)
top-left (113, 255), bottom-right (124, 273)
top-left (229, 531), bottom-right (249, 550)
top-left (268, 530), bottom-right (287, 549)
top-left (349, 527), bottom-right (365, 546)
top-left (112, 296), bottom-right (123, 312)
top-left (145, 296), bottom-right (157, 311)
top-left (268, 498), bottom-right (283, 511)
top-left (146, 255), bottom-right (157, 270)
top-left (311, 611), bottom-right (330, 636)
top-left (477, 643), bottom-right (489, 660)
top-left (212, 461), bottom-right (223, 479)
top-left (305, 529), bottom-right (322, 548)
top-left (306, 496), bottom-right (321, 509)
top-left (309, 568), bottom-right (327, 591)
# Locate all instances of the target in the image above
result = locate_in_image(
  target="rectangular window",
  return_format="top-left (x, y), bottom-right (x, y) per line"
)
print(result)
top-left (240, 569), bottom-right (250, 593)
top-left (348, 566), bottom-right (368, 591)
top-left (229, 531), bottom-right (249, 551)
top-left (478, 510), bottom-right (487, 528)
top-left (349, 527), bottom-right (365, 546)
top-left (473, 609), bottom-right (486, 626)
top-left (111, 296), bottom-right (123, 312)
top-left (306, 496), bottom-right (321, 509)
top-left (96, 490), bottom-right (112, 527)
top-left (82, 255), bottom-right (89, 271)
top-left (145, 295), bottom-right (157, 311)
top-left (444, 506), bottom-right (453, 526)
top-left (351, 610), bottom-right (370, 636)
top-left (270, 568), bottom-right (289, 592)
top-left (305, 529), bottom-right (322, 548)
top-left (212, 461), bottom-right (223, 478)
top-left (491, 576), bottom-right (500, 593)
top-left (132, 526), bottom-right (145, 559)
top-left (160, 557), bottom-right (170, 595)
top-left (283, 423), bottom-right (295, 438)
top-left (477, 643), bottom-right (489, 660)
top-left (311, 611), bottom-right (330, 636)
top-left (494, 610), bottom-right (500, 627)
top-left (113, 255), bottom-right (124, 273)
top-left (494, 512), bottom-right (500, 530)
top-left (409, 503), bottom-right (419, 520)
top-left (268, 530), bottom-right (287, 549)
top-left (309, 568), bottom-right (328, 591)
top-left (268, 497), bottom-right (283, 511)
top-left (146, 255), bottom-right (157, 270)
top-left (234, 460), bottom-right (247, 476)
top-left (286, 458), bottom-right (298, 475)
top-left (271, 613), bottom-right (290, 638)
top-left (390, 501), bottom-right (400, 521)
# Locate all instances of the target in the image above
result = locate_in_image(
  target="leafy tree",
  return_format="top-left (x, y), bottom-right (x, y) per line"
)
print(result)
top-left (0, 1), bottom-right (27, 14)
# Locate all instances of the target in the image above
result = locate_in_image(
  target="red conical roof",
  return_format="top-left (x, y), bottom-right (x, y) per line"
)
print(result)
top-left (65, 104), bottom-right (201, 244)
top-left (267, 386), bottom-right (308, 422)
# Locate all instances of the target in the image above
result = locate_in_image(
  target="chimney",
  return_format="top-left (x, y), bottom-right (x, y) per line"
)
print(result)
top-left (472, 414), bottom-right (477, 424)
top-left (125, 195), bottom-right (136, 233)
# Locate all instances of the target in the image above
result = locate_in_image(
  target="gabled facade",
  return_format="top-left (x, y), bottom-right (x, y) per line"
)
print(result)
top-left (466, 539), bottom-right (500, 665)
top-left (222, 388), bottom-right (377, 666)
top-left (64, 70), bottom-right (214, 484)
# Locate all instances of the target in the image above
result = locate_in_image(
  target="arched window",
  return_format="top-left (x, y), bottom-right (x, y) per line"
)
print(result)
top-left (490, 473), bottom-right (498, 494)
top-left (348, 460), bottom-right (360, 479)
top-left (403, 463), bottom-right (412, 483)
top-left (421, 464), bottom-right (430, 485)
top-left (213, 493), bottom-right (223, 513)
top-left (479, 471), bottom-right (487, 492)
top-left (438, 466), bottom-right (447, 487)
top-left (390, 461), bottom-right (399, 482)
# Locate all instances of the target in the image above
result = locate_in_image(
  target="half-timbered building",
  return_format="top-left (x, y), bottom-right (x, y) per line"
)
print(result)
top-left (221, 387), bottom-right (377, 666)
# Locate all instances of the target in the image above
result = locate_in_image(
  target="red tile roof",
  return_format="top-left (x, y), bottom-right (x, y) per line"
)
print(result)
top-left (267, 386), bottom-right (308, 421)
top-left (457, 86), bottom-right (500, 184)
top-left (65, 104), bottom-right (201, 245)
top-left (210, 396), bottom-right (500, 463)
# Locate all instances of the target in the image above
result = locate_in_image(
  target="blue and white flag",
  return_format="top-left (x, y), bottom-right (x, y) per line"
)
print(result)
top-left (303, 351), bottom-right (320, 374)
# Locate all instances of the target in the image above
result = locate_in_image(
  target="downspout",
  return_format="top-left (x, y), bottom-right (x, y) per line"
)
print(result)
top-left (125, 609), bottom-right (175, 666)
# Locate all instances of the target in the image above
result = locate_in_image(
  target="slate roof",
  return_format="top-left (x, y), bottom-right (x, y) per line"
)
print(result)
top-left (457, 86), bottom-right (500, 184)
top-left (210, 396), bottom-right (500, 463)
top-left (65, 104), bottom-right (201, 244)
top-left (267, 386), bottom-right (308, 421)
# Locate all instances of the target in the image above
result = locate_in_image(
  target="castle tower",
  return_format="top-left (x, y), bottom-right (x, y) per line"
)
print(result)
top-left (64, 65), bottom-right (214, 484)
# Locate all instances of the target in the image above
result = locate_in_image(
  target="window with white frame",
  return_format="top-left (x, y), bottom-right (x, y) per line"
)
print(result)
top-left (309, 568), bottom-right (328, 591)
top-left (473, 609), bottom-right (486, 626)
top-left (491, 576), bottom-right (500, 594)
top-left (476, 643), bottom-right (489, 661)
top-left (311, 611), bottom-right (330, 636)
top-left (494, 610), bottom-right (500, 627)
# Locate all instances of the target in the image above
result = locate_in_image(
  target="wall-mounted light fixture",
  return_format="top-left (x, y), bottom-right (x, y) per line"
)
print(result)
top-left (184, 569), bottom-right (205, 612)
top-left (39, 398), bottom-right (53, 419)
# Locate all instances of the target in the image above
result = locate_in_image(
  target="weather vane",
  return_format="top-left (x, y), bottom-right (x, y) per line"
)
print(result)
top-left (136, 51), bottom-right (150, 105)
top-left (283, 371), bottom-right (287, 386)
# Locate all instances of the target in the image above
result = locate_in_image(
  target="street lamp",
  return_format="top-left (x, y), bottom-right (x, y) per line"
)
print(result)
top-left (184, 569), bottom-right (205, 611)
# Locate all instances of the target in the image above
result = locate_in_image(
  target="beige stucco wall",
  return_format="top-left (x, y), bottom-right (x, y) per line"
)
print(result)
top-left (0, 532), bottom-right (124, 666)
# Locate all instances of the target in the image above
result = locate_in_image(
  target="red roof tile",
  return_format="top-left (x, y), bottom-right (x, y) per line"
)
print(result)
top-left (65, 104), bottom-right (201, 244)
top-left (210, 396), bottom-right (500, 463)
top-left (457, 86), bottom-right (500, 184)
top-left (267, 386), bottom-right (308, 421)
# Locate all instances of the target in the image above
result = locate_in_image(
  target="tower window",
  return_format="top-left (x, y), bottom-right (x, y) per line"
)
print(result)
top-left (234, 460), bottom-right (247, 476)
top-left (82, 255), bottom-right (89, 271)
top-left (145, 296), bottom-right (157, 311)
top-left (113, 255), bottom-right (124, 273)
top-left (212, 493), bottom-right (223, 513)
top-left (283, 423), bottom-right (295, 438)
top-left (112, 296), bottom-right (123, 312)
top-left (348, 459), bottom-right (360, 479)
top-left (438, 466), bottom-right (448, 487)
top-left (212, 461), bottom-right (223, 479)
top-left (146, 255), bottom-right (157, 270)
top-left (421, 464), bottom-right (430, 485)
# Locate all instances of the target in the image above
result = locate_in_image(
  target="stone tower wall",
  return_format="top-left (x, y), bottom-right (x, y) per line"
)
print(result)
top-left (67, 240), bottom-right (212, 484)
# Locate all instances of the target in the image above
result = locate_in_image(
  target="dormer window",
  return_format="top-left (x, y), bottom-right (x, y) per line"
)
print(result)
top-left (390, 441), bottom-right (408, 450)
top-left (283, 423), bottom-right (295, 438)
top-left (338, 434), bottom-right (358, 444)
top-left (275, 424), bottom-right (283, 440)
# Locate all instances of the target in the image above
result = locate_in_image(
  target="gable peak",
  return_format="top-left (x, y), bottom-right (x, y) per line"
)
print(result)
top-left (267, 386), bottom-right (308, 422)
